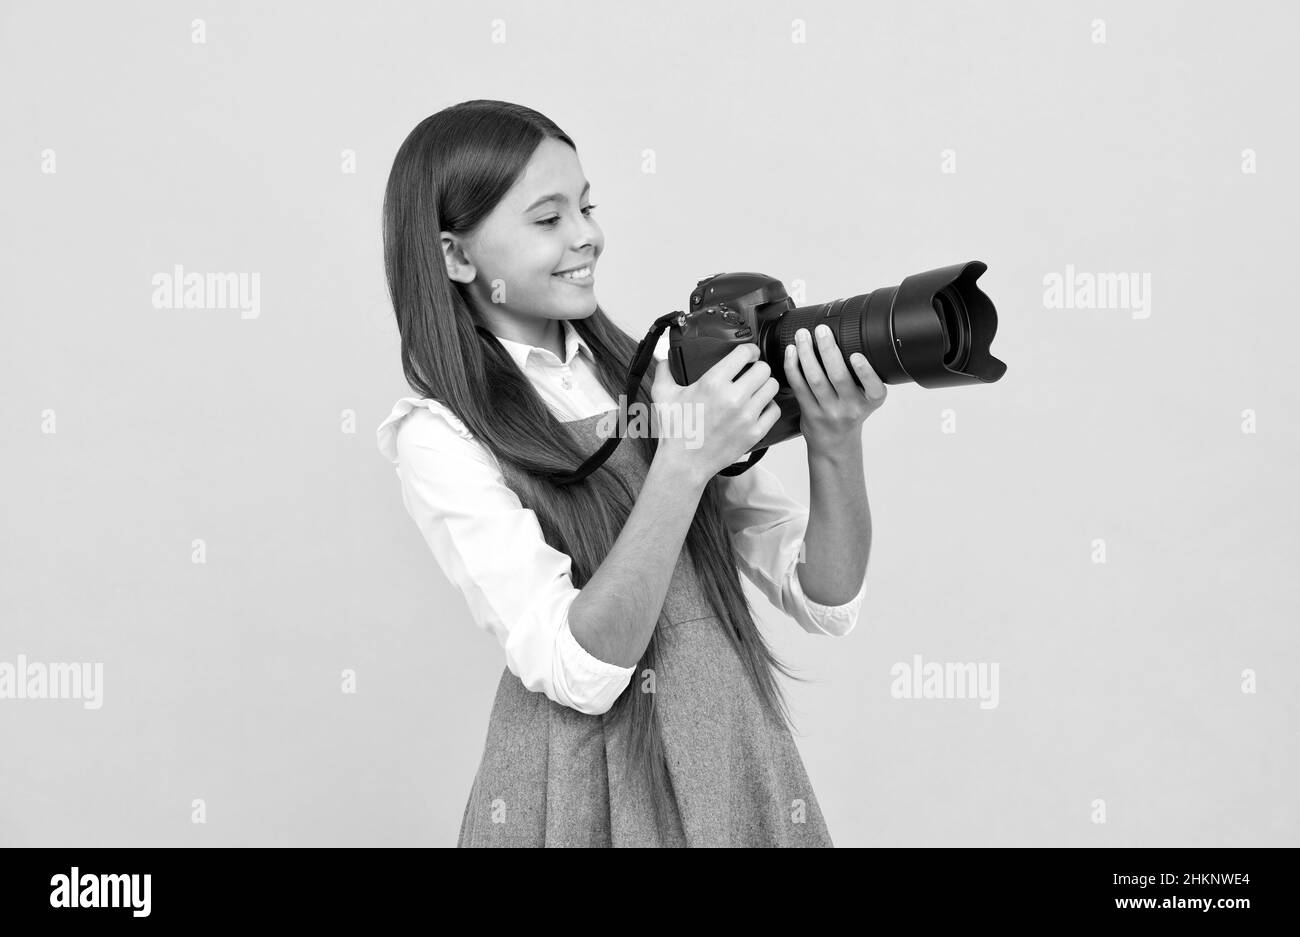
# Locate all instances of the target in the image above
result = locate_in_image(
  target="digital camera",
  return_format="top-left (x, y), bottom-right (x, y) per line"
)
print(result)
top-left (666, 261), bottom-right (1007, 452)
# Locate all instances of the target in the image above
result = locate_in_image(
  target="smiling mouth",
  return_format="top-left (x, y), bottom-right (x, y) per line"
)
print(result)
top-left (553, 264), bottom-right (595, 283)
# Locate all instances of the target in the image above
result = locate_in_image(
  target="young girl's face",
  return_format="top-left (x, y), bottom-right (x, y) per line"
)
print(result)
top-left (444, 136), bottom-right (604, 335)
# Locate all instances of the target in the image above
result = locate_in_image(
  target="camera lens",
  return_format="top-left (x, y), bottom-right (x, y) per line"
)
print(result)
top-left (774, 260), bottom-right (1005, 391)
top-left (932, 288), bottom-right (971, 369)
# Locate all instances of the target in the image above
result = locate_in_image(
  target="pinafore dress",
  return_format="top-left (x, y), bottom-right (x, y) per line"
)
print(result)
top-left (457, 409), bottom-right (834, 847)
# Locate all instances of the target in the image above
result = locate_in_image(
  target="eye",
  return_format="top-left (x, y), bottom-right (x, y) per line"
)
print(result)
top-left (538, 204), bottom-right (598, 227)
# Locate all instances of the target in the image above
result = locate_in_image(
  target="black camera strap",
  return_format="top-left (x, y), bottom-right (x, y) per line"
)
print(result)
top-left (543, 312), bottom-right (768, 486)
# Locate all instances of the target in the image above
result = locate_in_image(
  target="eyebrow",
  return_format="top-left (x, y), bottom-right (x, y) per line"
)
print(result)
top-left (523, 181), bottom-right (591, 214)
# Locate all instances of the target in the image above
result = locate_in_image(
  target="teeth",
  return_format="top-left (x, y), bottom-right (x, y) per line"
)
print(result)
top-left (556, 266), bottom-right (593, 280)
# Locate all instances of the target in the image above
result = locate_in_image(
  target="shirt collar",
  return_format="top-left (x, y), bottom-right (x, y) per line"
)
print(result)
top-left (493, 318), bottom-right (593, 370)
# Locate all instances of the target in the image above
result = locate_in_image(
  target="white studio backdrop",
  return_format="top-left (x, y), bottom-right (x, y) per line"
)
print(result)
top-left (1, 0), bottom-right (1297, 846)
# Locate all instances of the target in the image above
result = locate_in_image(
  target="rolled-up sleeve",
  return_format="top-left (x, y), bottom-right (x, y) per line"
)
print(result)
top-left (379, 400), bottom-right (635, 715)
top-left (717, 463), bottom-right (868, 637)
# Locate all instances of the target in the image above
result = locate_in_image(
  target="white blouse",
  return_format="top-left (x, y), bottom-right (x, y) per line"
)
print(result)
top-left (376, 318), bottom-right (868, 717)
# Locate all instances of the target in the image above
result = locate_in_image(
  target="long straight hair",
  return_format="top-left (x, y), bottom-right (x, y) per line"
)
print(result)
top-left (382, 99), bottom-right (806, 836)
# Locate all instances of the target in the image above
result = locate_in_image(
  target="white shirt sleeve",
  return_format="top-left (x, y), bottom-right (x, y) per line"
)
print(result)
top-left (377, 398), bottom-right (636, 716)
top-left (716, 462), bottom-right (869, 637)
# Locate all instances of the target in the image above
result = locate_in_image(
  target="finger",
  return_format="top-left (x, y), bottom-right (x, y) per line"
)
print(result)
top-left (848, 352), bottom-right (887, 404)
top-left (782, 341), bottom-right (818, 413)
top-left (705, 341), bottom-right (762, 385)
top-left (741, 376), bottom-right (780, 423)
top-left (794, 327), bottom-right (837, 408)
top-left (813, 324), bottom-right (854, 393)
top-left (756, 399), bottom-right (782, 437)
top-left (731, 352), bottom-right (773, 398)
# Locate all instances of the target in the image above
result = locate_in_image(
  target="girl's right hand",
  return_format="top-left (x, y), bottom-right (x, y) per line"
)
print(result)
top-left (649, 343), bottom-right (781, 487)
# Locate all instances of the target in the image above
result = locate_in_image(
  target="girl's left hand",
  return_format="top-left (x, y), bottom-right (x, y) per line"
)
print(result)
top-left (784, 324), bottom-right (887, 453)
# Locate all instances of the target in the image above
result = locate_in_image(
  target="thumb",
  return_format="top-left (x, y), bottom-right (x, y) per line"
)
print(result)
top-left (651, 354), bottom-right (675, 395)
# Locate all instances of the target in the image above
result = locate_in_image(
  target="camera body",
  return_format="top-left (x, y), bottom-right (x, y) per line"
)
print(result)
top-left (666, 272), bottom-right (805, 451)
top-left (666, 261), bottom-right (1006, 454)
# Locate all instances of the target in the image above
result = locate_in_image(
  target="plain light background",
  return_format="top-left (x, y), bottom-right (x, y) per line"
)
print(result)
top-left (2, 0), bottom-right (1297, 847)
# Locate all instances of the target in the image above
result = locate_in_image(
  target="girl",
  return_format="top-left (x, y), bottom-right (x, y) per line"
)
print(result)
top-left (376, 100), bottom-right (885, 847)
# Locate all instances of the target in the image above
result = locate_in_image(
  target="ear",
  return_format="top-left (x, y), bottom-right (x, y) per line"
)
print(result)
top-left (441, 233), bottom-right (476, 284)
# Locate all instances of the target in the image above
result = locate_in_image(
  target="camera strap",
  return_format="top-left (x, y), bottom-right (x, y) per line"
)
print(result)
top-left (544, 312), bottom-right (768, 486)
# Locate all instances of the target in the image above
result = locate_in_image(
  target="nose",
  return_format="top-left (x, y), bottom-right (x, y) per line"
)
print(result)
top-left (572, 212), bottom-right (600, 251)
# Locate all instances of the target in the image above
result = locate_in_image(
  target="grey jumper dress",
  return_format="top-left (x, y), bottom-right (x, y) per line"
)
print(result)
top-left (457, 409), bottom-right (834, 847)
